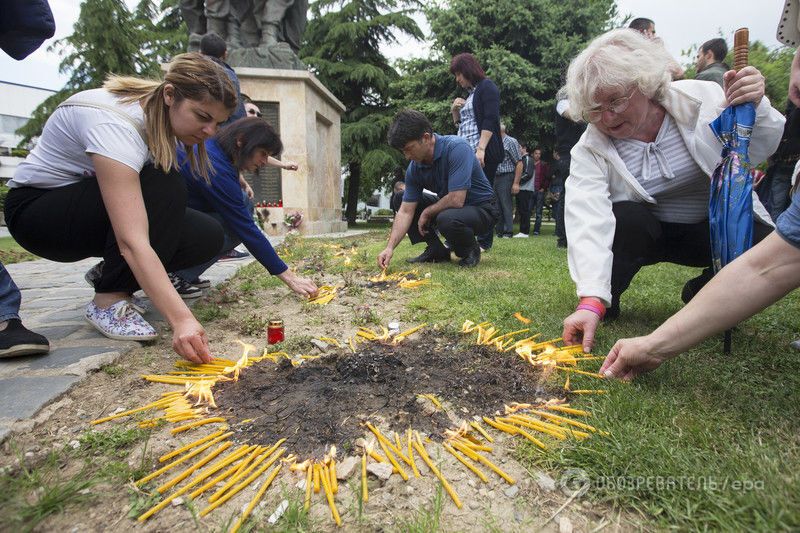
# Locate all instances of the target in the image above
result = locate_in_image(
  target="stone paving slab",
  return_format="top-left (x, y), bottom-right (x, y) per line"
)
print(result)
top-left (0, 229), bottom-right (368, 444)
top-left (0, 376), bottom-right (81, 441)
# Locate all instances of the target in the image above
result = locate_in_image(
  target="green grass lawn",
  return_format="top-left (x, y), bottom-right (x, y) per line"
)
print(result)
top-left (0, 235), bottom-right (38, 264)
top-left (289, 226), bottom-right (799, 531)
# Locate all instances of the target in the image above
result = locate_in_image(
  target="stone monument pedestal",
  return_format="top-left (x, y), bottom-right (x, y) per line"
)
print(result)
top-left (237, 68), bottom-right (347, 236)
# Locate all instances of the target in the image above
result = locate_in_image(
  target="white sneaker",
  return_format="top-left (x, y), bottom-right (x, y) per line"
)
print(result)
top-left (85, 300), bottom-right (158, 341)
top-left (513, 233), bottom-right (529, 238)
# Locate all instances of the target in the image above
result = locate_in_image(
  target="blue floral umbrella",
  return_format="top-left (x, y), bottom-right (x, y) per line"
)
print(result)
top-left (708, 102), bottom-right (756, 272)
top-left (707, 28), bottom-right (754, 353)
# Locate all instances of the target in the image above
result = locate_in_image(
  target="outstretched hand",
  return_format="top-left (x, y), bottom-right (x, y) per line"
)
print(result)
top-left (600, 336), bottom-right (669, 381)
top-left (278, 270), bottom-right (318, 298)
top-left (562, 309), bottom-right (601, 353)
top-left (172, 318), bottom-right (212, 364)
top-left (377, 247), bottom-right (393, 270)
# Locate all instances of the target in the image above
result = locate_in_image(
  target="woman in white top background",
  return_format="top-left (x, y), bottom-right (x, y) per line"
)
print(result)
top-left (6, 53), bottom-right (237, 363)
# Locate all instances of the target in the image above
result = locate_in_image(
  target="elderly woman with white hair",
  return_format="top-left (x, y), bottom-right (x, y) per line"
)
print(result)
top-left (560, 28), bottom-right (785, 353)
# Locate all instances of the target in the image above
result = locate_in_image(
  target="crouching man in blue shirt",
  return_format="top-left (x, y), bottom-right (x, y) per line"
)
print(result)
top-left (378, 110), bottom-right (498, 269)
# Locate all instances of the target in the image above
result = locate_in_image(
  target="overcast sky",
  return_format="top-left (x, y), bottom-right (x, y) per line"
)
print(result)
top-left (0, 0), bottom-right (790, 92)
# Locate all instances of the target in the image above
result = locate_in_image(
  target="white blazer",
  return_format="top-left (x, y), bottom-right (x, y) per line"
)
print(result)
top-left (565, 80), bottom-right (785, 306)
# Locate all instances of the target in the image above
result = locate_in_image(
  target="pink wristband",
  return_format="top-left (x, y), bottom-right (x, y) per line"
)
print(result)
top-left (576, 299), bottom-right (605, 319)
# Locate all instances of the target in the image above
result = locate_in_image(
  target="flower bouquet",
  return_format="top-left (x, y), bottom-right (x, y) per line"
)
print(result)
top-left (284, 210), bottom-right (303, 232)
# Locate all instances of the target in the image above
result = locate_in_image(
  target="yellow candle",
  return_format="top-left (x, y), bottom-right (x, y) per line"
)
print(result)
top-left (156, 441), bottom-right (232, 494)
top-left (304, 462), bottom-right (313, 510)
top-left (481, 417), bottom-right (519, 436)
top-left (443, 444), bottom-right (488, 483)
top-left (361, 453), bottom-right (368, 503)
top-left (544, 405), bottom-right (591, 417)
top-left (200, 456), bottom-right (283, 518)
top-left (528, 410), bottom-right (598, 432)
top-left (453, 436), bottom-right (492, 452)
top-left (505, 415), bottom-right (567, 440)
top-left (171, 416), bottom-right (227, 435)
top-left (406, 430), bottom-right (420, 478)
top-left (313, 463), bottom-right (321, 493)
top-left (188, 445), bottom-right (258, 499)
top-left (136, 438), bottom-right (218, 486)
top-left (411, 441), bottom-right (462, 509)
top-left (330, 457), bottom-right (338, 494)
top-left (377, 436), bottom-right (409, 481)
top-left (159, 429), bottom-right (228, 462)
top-left (90, 397), bottom-right (173, 425)
top-left (469, 421), bottom-right (494, 443)
top-left (320, 465), bottom-right (342, 526)
top-left (552, 366), bottom-right (604, 378)
top-left (209, 448), bottom-right (268, 503)
top-left (208, 440), bottom-right (284, 501)
top-left (229, 463), bottom-right (283, 533)
top-left (138, 445), bottom-right (249, 521)
top-left (366, 423), bottom-right (411, 465)
top-left (450, 441), bottom-right (514, 485)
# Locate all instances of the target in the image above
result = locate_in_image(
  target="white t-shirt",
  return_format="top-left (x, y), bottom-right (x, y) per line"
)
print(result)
top-left (10, 88), bottom-right (149, 189)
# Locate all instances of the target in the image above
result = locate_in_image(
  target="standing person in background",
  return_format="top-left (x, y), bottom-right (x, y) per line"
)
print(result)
top-left (449, 53), bottom-right (503, 251)
top-left (628, 17), bottom-right (685, 80)
top-left (530, 148), bottom-right (551, 236)
top-left (760, 102), bottom-right (800, 220)
top-left (200, 32), bottom-right (246, 125)
top-left (553, 96), bottom-right (586, 248)
top-left (6, 53), bottom-right (238, 363)
top-left (0, 0), bottom-right (55, 358)
top-left (495, 124), bottom-right (523, 238)
top-left (514, 144), bottom-right (536, 238)
top-left (694, 38), bottom-right (728, 88)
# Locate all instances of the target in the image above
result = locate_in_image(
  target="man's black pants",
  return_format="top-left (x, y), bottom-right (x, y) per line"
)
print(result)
top-left (515, 190), bottom-right (534, 235)
top-left (6, 164), bottom-right (224, 295)
top-left (610, 201), bottom-right (773, 309)
top-left (391, 192), bottom-right (498, 257)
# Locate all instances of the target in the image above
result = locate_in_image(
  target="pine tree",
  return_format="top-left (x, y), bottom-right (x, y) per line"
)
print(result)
top-left (17, 0), bottom-right (187, 144)
top-left (301, 0), bottom-right (423, 223)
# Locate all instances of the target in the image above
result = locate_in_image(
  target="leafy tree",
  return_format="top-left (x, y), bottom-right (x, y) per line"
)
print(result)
top-left (391, 0), bottom-right (616, 151)
top-left (17, 0), bottom-right (187, 144)
top-left (300, 0), bottom-right (423, 223)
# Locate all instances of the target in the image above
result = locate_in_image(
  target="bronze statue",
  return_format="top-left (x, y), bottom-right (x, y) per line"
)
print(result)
top-left (180, 0), bottom-right (307, 69)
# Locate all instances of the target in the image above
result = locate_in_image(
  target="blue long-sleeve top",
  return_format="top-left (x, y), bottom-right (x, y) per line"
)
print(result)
top-left (178, 140), bottom-right (288, 275)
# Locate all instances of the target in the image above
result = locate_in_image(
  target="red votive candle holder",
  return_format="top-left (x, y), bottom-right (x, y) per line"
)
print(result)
top-left (267, 319), bottom-right (284, 344)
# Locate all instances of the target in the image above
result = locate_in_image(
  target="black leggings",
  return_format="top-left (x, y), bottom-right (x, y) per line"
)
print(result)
top-left (610, 201), bottom-right (773, 307)
top-left (6, 164), bottom-right (224, 295)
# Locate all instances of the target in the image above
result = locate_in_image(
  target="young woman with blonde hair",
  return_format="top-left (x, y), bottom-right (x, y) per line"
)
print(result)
top-left (6, 52), bottom-right (237, 363)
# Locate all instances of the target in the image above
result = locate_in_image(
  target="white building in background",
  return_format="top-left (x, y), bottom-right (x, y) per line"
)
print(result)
top-left (0, 81), bottom-right (56, 181)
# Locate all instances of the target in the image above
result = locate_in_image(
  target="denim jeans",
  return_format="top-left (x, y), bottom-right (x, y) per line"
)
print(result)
top-left (493, 172), bottom-right (514, 236)
top-left (0, 262), bottom-right (21, 322)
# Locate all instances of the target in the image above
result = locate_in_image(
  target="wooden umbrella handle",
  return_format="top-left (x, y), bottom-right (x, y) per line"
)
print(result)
top-left (733, 27), bottom-right (749, 71)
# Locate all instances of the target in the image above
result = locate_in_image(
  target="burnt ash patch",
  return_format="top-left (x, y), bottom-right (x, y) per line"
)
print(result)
top-left (215, 336), bottom-right (550, 457)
